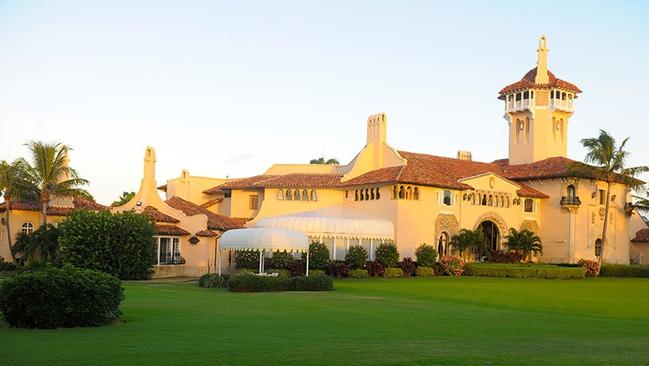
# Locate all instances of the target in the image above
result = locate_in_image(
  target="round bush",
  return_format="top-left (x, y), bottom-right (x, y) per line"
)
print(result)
top-left (415, 244), bottom-right (438, 267)
top-left (375, 243), bottom-right (399, 267)
top-left (271, 250), bottom-right (295, 269)
top-left (383, 267), bottom-right (404, 278)
top-left (415, 266), bottom-right (435, 277)
top-left (345, 245), bottom-right (368, 269)
top-left (303, 242), bottom-right (331, 269)
top-left (349, 268), bottom-right (369, 278)
top-left (198, 273), bottom-right (230, 288)
top-left (0, 265), bottom-right (123, 329)
top-left (235, 250), bottom-right (260, 270)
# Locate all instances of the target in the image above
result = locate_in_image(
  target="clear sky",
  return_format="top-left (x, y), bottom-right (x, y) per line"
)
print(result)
top-left (1, 0), bottom-right (648, 203)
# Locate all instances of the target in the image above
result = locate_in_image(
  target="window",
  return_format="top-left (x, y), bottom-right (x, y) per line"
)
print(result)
top-left (376, 188), bottom-right (381, 200)
top-left (156, 237), bottom-right (181, 265)
top-left (443, 190), bottom-right (452, 206)
top-left (524, 198), bottom-right (534, 213)
top-left (276, 190), bottom-right (285, 200)
top-left (355, 190), bottom-right (359, 201)
top-left (598, 189), bottom-right (605, 205)
top-left (286, 190), bottom-right (293, 200)
top-left (399, 186), bottom-right (405, 199)
top-left (21, 222), bottom-right (34, 235)
top-left (223, 191), bottom-right (232, 198)
top-left (595, 239), bottom-right (602, 257)
top-left (310, 190), bottom-right (317, 201)
top-left (392, 185), bottom-right (398, 199)
top-left (302, 189), bottom-right (309, 201)
top-left (437, 232), bottom-right (449, 256)
top-left (249, 195), bottom-right (259, 210)
top-left (481, 195), bottom-right (487, 206)
top-left (567, 185), bottom-right (576, 200)
top-left (294, 190), bottom-right (301, 201)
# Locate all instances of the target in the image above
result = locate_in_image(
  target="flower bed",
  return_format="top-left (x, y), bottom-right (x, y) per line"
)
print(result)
top-left (465, 263), bottom-right (585, 279)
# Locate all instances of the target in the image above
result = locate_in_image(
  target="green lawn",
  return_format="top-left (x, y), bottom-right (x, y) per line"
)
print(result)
top-left (2, 277), bottom-right (649, 365)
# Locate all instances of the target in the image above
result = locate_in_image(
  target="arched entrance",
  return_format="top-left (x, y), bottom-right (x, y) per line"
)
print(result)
top-left (437, 232), bottom-right (450, 257)
top-left (479, 220), bottom-right (500, 252)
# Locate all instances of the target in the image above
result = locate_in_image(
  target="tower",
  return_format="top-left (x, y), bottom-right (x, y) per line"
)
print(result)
top-left (499, 36), bottom-right (582, 165)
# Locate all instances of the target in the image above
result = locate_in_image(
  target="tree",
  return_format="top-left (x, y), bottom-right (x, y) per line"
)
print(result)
top-left (504, 228), bottom-right (542, 262)
top-left (415, 243), bottom-right (438, 267)
top-left (450, 229), bottom-right (487, 261)
top-left (112, 191), bottom-right (135, 207)
top-left (0, 159), bottom-right (33, 262)
top-left (12, 224), bottom-right (61, 263)
top-left (309, 157), bottom-right (339, 165)
top-left (577, 130), bottom-right (648, 270)
top-left (302, 241), bottom-right (330, 269)
top-left (19, 141), bottom-right (90, 225)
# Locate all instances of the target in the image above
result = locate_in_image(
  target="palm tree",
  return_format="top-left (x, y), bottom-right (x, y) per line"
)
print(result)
top-left (632, 190), bottom-right (649, 213)
top-left (504, 228), bottom-right (542, 262)
top-left (450, 229), bottom-right (487, 261)
top-left (112, 191), bottom-right (135, 207)
top-left (577, 130), bottom-right (648, 269)
top-left (0, 159), bottom-right (33, 262)
top-left (19, 141), bottom-right (90, 225)
top-left (309, 157), bottom-right (339, 165)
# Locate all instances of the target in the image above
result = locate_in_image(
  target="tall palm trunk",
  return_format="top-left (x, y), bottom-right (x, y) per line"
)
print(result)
top-left (598, 181), bottom-right (612, 274)
top-left (41, 199), bottom-right (48, 226)
top-left (4, 198), bottom-right (17, 262)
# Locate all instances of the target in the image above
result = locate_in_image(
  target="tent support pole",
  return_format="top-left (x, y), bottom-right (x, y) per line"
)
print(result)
top-left (217, 238), bottom-right (221, 276)
top-left (306, 249), bottom-right (309, 277)
top-left (259, 250), bottom-right (263, 274)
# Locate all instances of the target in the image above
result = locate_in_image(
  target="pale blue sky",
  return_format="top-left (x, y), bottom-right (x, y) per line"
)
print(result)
top-left (1, 0), bottom-right (648, 203)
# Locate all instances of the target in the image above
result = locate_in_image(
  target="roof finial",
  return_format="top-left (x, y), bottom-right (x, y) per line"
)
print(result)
top-left (535, 35), bottom-right (549, 84)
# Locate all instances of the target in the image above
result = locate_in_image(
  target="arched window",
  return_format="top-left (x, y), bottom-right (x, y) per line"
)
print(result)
top-left (392, 185), bottom-right (398, 199)
top-left (500, 196), bottom-right (505, 207)
top-left (276, 189), bottom-right (284, 200)
top-left (355, 190), bottom-right (359, 201)
top-left (376, 188), bottom-right (381, 200)
top-left (310, 190), bottom-right (317, 201)
top-left (516, 119), bottom-right (523, 143)
top-left (437, 232), bottom-right (449, 257)
top-left (595, 239), bottom-right (602, 257)
top-left (406, 186), bottom-right (412, 200)
top-left (294, 190), bottom-right (301, 201)
top-left (302, 189), bottom-right (310, 201)
top-left (524, 198), bottom-right (534, 213)
top-left (370, 189), bottom-right (375, 200)
top-left (488, 195), bottom-right (493, 206)
top-left (21, 222), bottom-right (34, 235)
top-left (443, 190), bottom-right (452, 206)
top-left (399, 186), bottom-right (405, 199)
top-left (286, 190), bottom-right (292, 200)
top-left (525, 117), bottom-right (530, 142)
top-left (365, 189), bottom-right (370, 201)
top-left (567, 185), bottom-right (576, 200)
top-left (481, 194), bottom-right (487, 206)
top-left (360, 189), bottom-right (364, 201)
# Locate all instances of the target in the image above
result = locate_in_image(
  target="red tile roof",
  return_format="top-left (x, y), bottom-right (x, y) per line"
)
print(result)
top-left (254, 173), bottom-right (343, 188)
top-left (516, 185), bottom-right (549, 199)
top-left (632, 229), bottom-right (649, 243)
top-left (154, 224), bottom-right (190, 236)
top-left (142, 206), bottom-right (179, 223)
top-left (499, 67), bottom-right (582, 96)
top-left (196, 229), bottom-right (218, 237)
top-left (0, 198), bottom-right (108, 215)
top-left (200, 198), bottom-right (223, 208)
top-left (202, 187), bottom-right (225, 195)
top-left (229, 217), bottom-right (253, 227)
top-left (166, 196), bottom-right (242, 231)
top-left (217, 175), bottom-right (276, 190)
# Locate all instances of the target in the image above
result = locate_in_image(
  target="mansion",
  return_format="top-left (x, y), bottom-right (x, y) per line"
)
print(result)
top-left (2, 36), bottom-right (648, 277)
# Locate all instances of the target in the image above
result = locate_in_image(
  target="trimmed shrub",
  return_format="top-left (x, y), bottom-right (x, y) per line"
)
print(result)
top-left (440, 256), bottom-right (465, 277)
top-left (349, 268), bottom-right (369, 278)
top-left (415, 266), bottom-right (435, 277)
top-left (0, 265), bottom-right (123, 328)
top-left (235, 250), bottom-right (260, 270)
top-left (270, 250), bottom-right (294, 269)
top-left (375, 243), bottom-right (399, 267)
top-left (327, 261), bottom-right (350, 278)
top-left (228, 274), bottom-right (289, 292)
top-left (465, 263), bottom-right (585, 279)
top-left (0, 257), bottom-right (16, 272)
top-left (600, 263), bottom-right (649, 277)
top-left (58, 210), bottom-right (156, 280)
top-left (308, 269), bottom-right (326, 277)
top-left (288, 275), bottom-right (334, 291)
top-left (289, 260), bottom-right (306, 277)
top-left (399, 257), bottom-right (416, 277)
top-left (265, 269), bottom-right (290, 278)
top-left (490, 250), bottom-right (525, 263)
top-left (345, 245), bottom-right (368, 269)
top-left (577, 259), bottom-right (600, 277)
top-left (302, 241), bottom-right (330, 270)
top-left (198, 273), bottom-right (230, 288)
top-left (415, 244), bottom-right (437, 267)
top-left (365, 261), bottom-right (384, 277)
top-left (383, 267), bottom-right (404, 278)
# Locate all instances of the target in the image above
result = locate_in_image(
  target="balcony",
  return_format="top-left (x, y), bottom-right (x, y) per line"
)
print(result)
top-left (560, 196), bottom-right (581, 207)
top-left (505, 99), bottom-right (533, 113)
top-left (549, 99), bottom-right (574, 112)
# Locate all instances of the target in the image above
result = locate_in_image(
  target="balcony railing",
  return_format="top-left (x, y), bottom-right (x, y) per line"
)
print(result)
top-left (158, 254), bottom-right (185, 265)
top-left (560, 196), bottom-right (581, 206)
top-left (505, 99), bottom-right (533, 113)
top-left (550, 99), bottom-right (574, 112)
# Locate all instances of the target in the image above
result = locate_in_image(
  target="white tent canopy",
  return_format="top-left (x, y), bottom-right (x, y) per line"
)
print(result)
top-left (253, 205), bottom-right (394, 241)
top-left (218, 228), bottom-right (310, 275)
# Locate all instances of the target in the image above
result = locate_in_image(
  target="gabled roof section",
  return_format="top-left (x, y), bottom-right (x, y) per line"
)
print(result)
top-left (632, 228), bottom-right (649, 243)
top-left (166, 196), bottom-right (242, 231)
top-left (0, 198), bottom-right (108, 215)
top-left (215, 175), bottom-right (276, 190)
top-left (142, 206), bottom-right (180, 223)
top-left (154, 223), bottom-right (190, 236)
top-left (499, 67), bottom-right (582, 97)
top-left (253, 173), bottom-right (342, 188)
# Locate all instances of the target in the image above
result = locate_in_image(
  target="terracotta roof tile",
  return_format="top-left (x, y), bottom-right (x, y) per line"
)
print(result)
top-left (254, 174), bottom-right (342, 188)
top-left (154, 224), bottom-right (190, 236)
top-left (632, 228), bottom-right (649, 243)
top-left (499, 67), bottom-right (582, 96)
top-left (166, 196), bottom-right (242, 231)
top-left (202, 186), bottom-right (225, 195)
top-left (229, 217), bottom-right (253, 227)
top-left (196, 229), bottom-right (218, 237)
top-left (217, 175), bottom-right (276, 190)
top-left (142, 206), bottom-right (179, 223)
top-left (200, 198), bottom-right (223, 208)
top-left (0, 198), bottom-right (108, 215)
top-left (516, 184), bottom-right (549, 199)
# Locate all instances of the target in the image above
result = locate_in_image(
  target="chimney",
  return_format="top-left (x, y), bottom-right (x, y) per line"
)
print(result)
top-left (457, 150), bottom-right (472, 161)
top-left (366, 113), bottom-right (387, 169)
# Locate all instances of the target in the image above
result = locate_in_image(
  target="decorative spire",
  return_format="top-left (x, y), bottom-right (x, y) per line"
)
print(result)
top-left (143, 146), bottom-right (157, 184)
top-left (535, 35), bottom-right (549, 84)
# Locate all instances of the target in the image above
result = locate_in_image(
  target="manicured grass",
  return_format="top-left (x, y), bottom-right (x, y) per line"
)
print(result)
top-left (2, 277), bottom-right (649, 365)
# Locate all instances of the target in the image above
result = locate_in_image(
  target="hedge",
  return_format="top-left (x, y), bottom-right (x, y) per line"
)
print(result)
top-left (0, 265), bottom-right (123, 328)
top-left (349, 269), bottom-right (369, 278)
top-left (415, 266), bottom-right (435, 277)
top-left (345, 245), bottom-right (368, 269)
top-left (228, 273), bottom-right (334, 292)
top-left (465, 263), bottom-right (585, 279)
top-left (600, 264), bottom-right (649, 277)
top-left (198, 273), bottom-right (230, 288)
top-left (383, 267), bottom-right (404, 278)
top-left (375, 243), bottom-right (399, 267)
